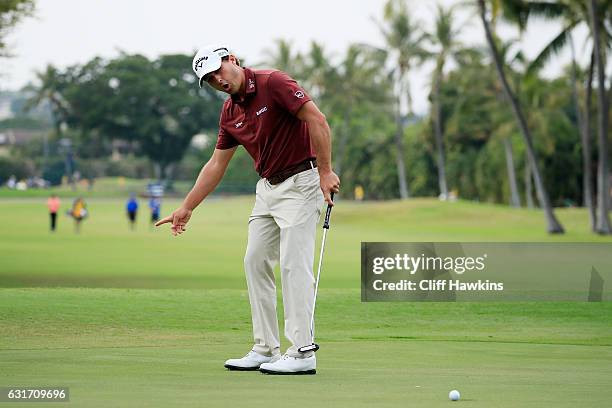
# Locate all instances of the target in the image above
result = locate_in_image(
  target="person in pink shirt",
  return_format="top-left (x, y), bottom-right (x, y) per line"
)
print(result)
top-left (47, 194), bottom-right (61, 232)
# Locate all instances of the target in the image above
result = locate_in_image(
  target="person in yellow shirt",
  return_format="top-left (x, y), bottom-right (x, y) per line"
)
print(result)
top-left (69, 197), bottom-right (88, 233)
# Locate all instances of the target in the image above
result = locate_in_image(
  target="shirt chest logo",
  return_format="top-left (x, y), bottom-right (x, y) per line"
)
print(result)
top-left (256, 106), bottom-right (268, 116)
top-left (235, 121), bottom-right (243, 128)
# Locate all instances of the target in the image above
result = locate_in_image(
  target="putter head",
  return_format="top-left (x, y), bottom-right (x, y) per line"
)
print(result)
top-left (297, 343), bottom-right (319, 353)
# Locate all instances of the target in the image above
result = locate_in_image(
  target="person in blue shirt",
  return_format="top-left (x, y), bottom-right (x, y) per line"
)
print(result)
top-left (126, 194), bottom-right (139, 230)
top-left (149, 197), bottom-right (161, 228)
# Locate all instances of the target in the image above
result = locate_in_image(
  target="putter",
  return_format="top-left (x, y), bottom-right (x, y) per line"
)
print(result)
top-left (298, 192), bottom-right (335, 354)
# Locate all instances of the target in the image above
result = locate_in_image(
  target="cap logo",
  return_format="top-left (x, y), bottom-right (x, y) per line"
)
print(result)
top-left (194, 56), bottom-right (208, 70)
top-left (294, 91), bottom-right (304, 98)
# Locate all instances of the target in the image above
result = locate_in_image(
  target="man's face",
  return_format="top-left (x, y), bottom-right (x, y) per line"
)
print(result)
top-left (204, 56), bottom-right (242, 94)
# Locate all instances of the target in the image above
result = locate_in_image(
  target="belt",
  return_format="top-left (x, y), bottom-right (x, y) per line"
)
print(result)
top-left (267, 159), bottom-right (317, 185)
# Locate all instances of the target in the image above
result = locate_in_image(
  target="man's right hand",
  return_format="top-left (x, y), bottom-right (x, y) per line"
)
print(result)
top-left (155, 206), bottom-right (192, 236)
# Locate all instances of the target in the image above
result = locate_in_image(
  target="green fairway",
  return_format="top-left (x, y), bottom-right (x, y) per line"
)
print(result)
top-left (1, 197), bottom-right (611, 407)
top-left (2, 197), bottom-right (612, 289)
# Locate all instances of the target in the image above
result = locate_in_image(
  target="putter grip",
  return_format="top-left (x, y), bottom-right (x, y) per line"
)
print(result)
top-left (323, 193), bottom-right (334, 229)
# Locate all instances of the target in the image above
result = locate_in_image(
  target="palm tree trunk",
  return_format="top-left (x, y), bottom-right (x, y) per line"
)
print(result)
top-left (581, 49), bottom-right (597, 231)
top-left (478, 0), bottom-right (563, 233)
top-left (588, 0), bottom-right (612, 234)
top-left (503, 138), bottom-right (520, 207)
top-left (433, 65), bottom-right (449, 200)
top-left (395, 110), bottom-right (409, 199)
top-left (525, 153), bottom-right (535, 209)
top-left (394, 75), bottom-right (409, 199)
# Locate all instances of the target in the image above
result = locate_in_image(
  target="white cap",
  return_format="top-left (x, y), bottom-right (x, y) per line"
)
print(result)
top-left (192, 45), bottom-right (230, 88)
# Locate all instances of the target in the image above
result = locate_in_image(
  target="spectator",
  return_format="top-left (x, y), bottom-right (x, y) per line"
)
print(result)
top-left (68, 197), bottom-right (88, 233)
top-left (47, 194), bottom-right (61, 232)
top-left (126, 194), bottom-right (139, 230)
top-left (149, 197), bottom-right (161, 228)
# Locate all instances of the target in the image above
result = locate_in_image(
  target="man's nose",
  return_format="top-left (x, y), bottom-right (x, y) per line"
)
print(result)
top-left (211, 73), bottom-right (222, 83)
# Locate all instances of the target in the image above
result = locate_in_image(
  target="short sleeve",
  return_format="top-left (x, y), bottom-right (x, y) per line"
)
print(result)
top-left (215, 109), bottom-right (239, 150)
top-left (269, 71), bottom-right (311, 115)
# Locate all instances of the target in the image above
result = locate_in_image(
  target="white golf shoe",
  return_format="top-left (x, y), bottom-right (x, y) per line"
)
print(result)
top-left (259, 354), bottom-right (316, 375)
top-left (224, 350), bottom-right (279, 371)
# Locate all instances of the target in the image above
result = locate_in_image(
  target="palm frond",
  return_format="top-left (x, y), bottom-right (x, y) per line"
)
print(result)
top-left (526, 24), bottom-right (573, 75)
top-left (524, 1), bottom-right (568, 20)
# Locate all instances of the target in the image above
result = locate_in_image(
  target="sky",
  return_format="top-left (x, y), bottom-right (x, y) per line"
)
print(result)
top-left (0, 0), bottom-right (592, 115)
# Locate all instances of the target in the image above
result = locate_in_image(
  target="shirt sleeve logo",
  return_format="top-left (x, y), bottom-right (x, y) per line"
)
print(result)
top-left (294, 90), bottom-right (304, 98)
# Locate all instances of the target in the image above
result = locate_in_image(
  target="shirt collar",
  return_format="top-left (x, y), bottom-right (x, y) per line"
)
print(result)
top-left (231, 68), bottom-right (257, 103)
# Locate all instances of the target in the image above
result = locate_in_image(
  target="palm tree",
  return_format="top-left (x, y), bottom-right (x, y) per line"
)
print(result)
top-left (577, 47), bottom-right (597, 231)
top-left (496, 39), bottom-right (526, 208)
top-left (377, 0), bottom-right (429, 199)
top-left (301, 41), bottom-right (331, 101)
top-left (587, 0), bottom-right (611, 234)
top-left (524, 150), bottom-right (535, 208)
top-left (26, 65), bottom-right (71, 135)
top-left (324, 45), bottom-right (391, 176)
top-left (426, 4), bottom-right (464, 200)
top-left (477, 0), bottom-right (564, 233)
top-left (260, 39), bottom-right (303, 78)
top-left (524, 0), bottom-right (612, 231)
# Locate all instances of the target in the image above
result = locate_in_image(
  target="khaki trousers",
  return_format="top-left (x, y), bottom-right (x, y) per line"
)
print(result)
top-left (245, 167), bottom-right (324, 358)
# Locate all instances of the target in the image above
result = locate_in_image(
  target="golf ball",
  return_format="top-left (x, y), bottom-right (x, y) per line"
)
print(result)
top-left (449, 390), bottom-right (460, 401)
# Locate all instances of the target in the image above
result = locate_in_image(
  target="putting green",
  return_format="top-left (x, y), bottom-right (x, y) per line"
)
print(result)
top-left (1, 289), bottom-right (611, 407)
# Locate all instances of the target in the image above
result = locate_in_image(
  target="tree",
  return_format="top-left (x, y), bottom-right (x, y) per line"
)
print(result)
top-left (323, 44), bottom-right (392, 176)
top-left (477, 0), bottom-right (564, 233)
top-left (495, 38), bottom-right (527, 207)
top-left (260, 39), bottom-right (303, 78)
top-left (426, 4), bottom-right (464, 200)
top-left (0, 0), bottom-right (34, 57)
top-left (378, 0), bottom-right (429, 199)
top-left (300, 41), bottom-right (331, 101)
top-left (587, 0), bottom-right (612, 234)
top-left (104, 54), bottom-right (223, 181)
top-left (524, 0), bottom-right (612, 231)
top-left (26, 65), bottom-right (70, 136)
top-left (29, 53), bottom-right (224, 182)
top-left (440, 45), bottom-right (524, 205)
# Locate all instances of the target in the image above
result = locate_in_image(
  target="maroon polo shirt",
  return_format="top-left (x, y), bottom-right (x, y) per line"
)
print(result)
top-left (215, 68), bottom-right (315, 178)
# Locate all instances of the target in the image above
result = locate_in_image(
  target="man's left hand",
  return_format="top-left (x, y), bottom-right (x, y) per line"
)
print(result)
top-left (319, 170), bottom-right (340, 205)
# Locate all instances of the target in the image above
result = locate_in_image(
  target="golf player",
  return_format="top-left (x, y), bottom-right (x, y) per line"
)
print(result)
top-left (156, 45), bottom-right (340, 375)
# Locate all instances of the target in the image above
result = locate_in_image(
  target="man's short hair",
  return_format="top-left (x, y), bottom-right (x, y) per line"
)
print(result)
top-left (223, 55), bottom-right (241, 67)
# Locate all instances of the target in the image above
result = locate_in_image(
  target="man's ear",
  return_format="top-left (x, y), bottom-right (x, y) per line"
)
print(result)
top-left (229, 54), bottom-right (241, 67)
